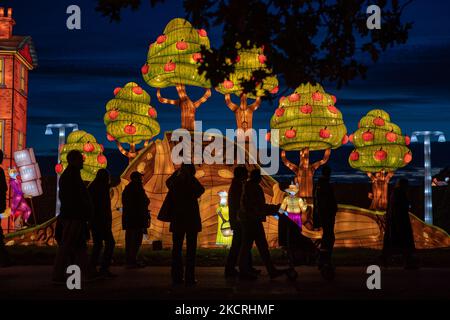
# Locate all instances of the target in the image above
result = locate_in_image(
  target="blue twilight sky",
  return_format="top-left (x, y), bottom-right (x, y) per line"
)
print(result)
top-left (1, 0), bottom-right (450, 155)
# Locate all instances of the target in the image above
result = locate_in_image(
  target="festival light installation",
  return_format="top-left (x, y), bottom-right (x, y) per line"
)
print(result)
top-left (104, 82), bottom-right (160, 159)
top-left (349, 109), bottom-right (412, 210)
top-left (269, 83), bottom-right (347, 199)
top-left (216, 191), bottom-right (232, 246)
top-left (142, 18), bottom-right (212, 131)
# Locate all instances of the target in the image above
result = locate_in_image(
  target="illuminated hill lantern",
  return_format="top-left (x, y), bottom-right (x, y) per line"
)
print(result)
top-left (216, 43), bottom-right (278, 135)
top-left (13, 148), bottom-right (43, 198)
top-left (142, 18), bottom-right (212, 131)
top-left (269, 83), bottom-right (347, 199)
top-left (411, 131), bottom-right (446, 225)
top-left (349, 110), bottom-right (412, 211)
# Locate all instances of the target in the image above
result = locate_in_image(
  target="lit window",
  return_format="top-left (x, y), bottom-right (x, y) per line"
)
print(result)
top-left (18, 131), bottom-right (24, 150)
top-left (20, 64), bottom-right (26, 92)
top-left (0, 58), bottom-right (4, 85)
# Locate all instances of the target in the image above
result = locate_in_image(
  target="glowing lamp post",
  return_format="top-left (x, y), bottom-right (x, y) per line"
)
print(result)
top-left (411, 131), bottom-right (446, 225)
top-left (45, 123), bottom-right (79, 215)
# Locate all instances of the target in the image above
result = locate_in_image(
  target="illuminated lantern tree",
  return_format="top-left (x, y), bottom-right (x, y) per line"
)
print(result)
top-left (58, 130), bottom-right (108, 182)
top-left (349, 109), bottom-right (412, 210)
top-left (142, 18), bottom-right (212, 131)
top-left (216, 43), bottom-right (278, 133)
top-left (270, 83), bottom-right (347, 199)
top-left (104, 82), bottom-right (160, 159)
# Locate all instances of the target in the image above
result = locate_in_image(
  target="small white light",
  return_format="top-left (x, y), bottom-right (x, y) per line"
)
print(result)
top-left (411, 135), bottom-right (418, 143)
top-left (438, 135), bottom-right (446, 143)
top-left (45, 127), bottom-right (53, 135)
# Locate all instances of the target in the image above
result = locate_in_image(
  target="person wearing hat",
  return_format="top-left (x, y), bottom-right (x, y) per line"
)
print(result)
top-left (280, 184), bottom-right (308, 229)
top-left (122, 171), bottom-right (150, 268)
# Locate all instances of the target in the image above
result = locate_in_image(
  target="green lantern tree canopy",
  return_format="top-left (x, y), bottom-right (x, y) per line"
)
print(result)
top-left (142, 18), bottom-right (211, 88)
top-left (58, 130), bottom-right (107, 182)
top-left (104, 82), bottom-right (160, 146)
top-left (349, 109), bottom-right (412, 172)
top-left (270, 83), bottom-right (347, 151)
top-left (216, 43), bottom-right (278, 99)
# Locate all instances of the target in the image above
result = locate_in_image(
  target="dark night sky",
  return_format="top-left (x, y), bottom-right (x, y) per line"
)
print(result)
top-left (2, 0), bottom-right (450, 156)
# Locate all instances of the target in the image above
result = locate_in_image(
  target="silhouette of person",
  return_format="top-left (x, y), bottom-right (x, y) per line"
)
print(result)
top-left (382, 178), bottom-right (417, 269)
top-left (166, 163), bottom-right (205, 286)
top-left (88, 169), bottom-right (116, 277)
top-left (224, 166), bottom-right (258, 277)
top-left (314, 165), bottom-right (338, 269)
top-left (0, 150), bottom-right (11, 267)
top-left (122, 171), bottom-right (150, 268)
top-left (53, 150), bottom-right (93, 282)
top-left (238, 169), bottom-right (285, 280)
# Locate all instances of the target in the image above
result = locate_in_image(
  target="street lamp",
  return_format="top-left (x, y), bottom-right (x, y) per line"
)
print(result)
top-left (45, 123), bottom-right (79, 216)
top-left (411, 131), bottom-right (446, 225)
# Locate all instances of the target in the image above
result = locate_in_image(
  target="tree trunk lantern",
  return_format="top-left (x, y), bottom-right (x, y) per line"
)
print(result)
top-left (270, 83), bottom-right (347, 199)
top-left (58, 130), bottom-right (108, 182)
top-left (349, 109), bottom-right (412, 210)
top-left (216, 43), bottom-right (278, 135)
top-left (142, 18), bottom-right (212, 131)
top-left (104, 82), bottom-right (161, 160)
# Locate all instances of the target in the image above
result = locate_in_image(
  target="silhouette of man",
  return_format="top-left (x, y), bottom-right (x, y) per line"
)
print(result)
top-left (166, 163), bottom-right (205, 286)
top-left (0, 150), bottom-right (11, 267)
top-left (314, 165), bottom-right (337, 269)
top-left (238, 169), bottom-right (284, 280)
top-left (53, 150), bottom-right (93, 282)
top-left (122, 171), bottom-right (150, 268)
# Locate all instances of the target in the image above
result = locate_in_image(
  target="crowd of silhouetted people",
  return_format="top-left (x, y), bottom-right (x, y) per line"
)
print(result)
top-left (0, 148), bottom-right (421, 283)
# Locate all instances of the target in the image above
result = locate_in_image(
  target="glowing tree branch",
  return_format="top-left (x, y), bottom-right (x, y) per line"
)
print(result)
top-left (142, 18), bottom-right (212, 131)
top-left (270, 83), bottom-right (347, 199)
top-left (349, 109), bottom-right (412, 211)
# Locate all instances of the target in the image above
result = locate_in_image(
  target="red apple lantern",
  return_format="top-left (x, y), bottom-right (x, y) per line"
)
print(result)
top-left (373, 117), bottom-right (385, 127)
top-left (312, 91), bottom-right (323, 102)
top-left (197, 29), bottom-right (207, 37)
top-left (320, 127), bottom-right (331, 139)
top-left (342, 135), bottom-right (349, 145)
top-left (374, 148), bottom-right (388, 161)
top-left (327, 105), bottom-right (338, 114)
top-left (82, 154), bottom-right (87, 161)
top-left (83, 142), bottom-right (95, 153)
top-left (288, 93), bottom-right (300, 102)
top-left (97, 154), bottom-right (107, 165)
top-left (265, 132), bottom-right (271, 142)
top-left (235, 55), bottom-right (241, 63)
top-left (132, 86), bottom-right (143, 95)
top-left (164, 60), bottom-right (176, 72)
top-left (156, 35), bottom-right (167, 44)
top-left (270, 86), bottom-right (279, 94)
top-left (176, 40), bottom-right (188, 50)
top-left (124, 123), bottom-right (137, 135)
top-left (331, 95), bottom-right (337, 104)
top-left (258, 54), bottom-right (267, 64)
top-left (300, 104), bottom-right (313, 114)
top-left (362, 130), bottom-right (374, 142)
top-left (349, 134), bottom-right (354, 143)
top-left (223, 80), bottom-right (234, 89)
top-left (285, 128), bottom-right (296, 139)
top-left (350, 151), bottom-right (360, 161)
top-left (405, 135), bottom-right (411, 146)
top-left (148, 107), bottom-right (157, 118)
top-left (404, 152), bottom-right (413, 164)
top-left (113, 87), bottom-right (121, 96)
top-left (108, 109), bottom-right (119, 120)
top-left (141, 64), bottom-right (149, 75)
top-left (386, 130), bottom-right (398, 142)
top-left (192, 53), bottom-right (202, 63)
top-left (55, 163), bottom-right (63, 174)
top-left (106, 133), bottom-right (115, 142)
top-left (275, 107), bottom-right (285, 117)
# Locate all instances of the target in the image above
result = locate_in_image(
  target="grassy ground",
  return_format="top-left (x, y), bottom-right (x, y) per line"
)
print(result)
top-left (5, 245), bottom-right (450, 268)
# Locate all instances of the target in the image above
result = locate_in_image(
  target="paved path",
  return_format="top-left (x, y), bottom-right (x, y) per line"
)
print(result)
top-left (1, 266), bottom-right (449, 300)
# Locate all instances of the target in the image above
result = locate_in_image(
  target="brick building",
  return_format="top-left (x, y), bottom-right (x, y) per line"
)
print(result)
top-left (0, 7), bottom-right (37, 231)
